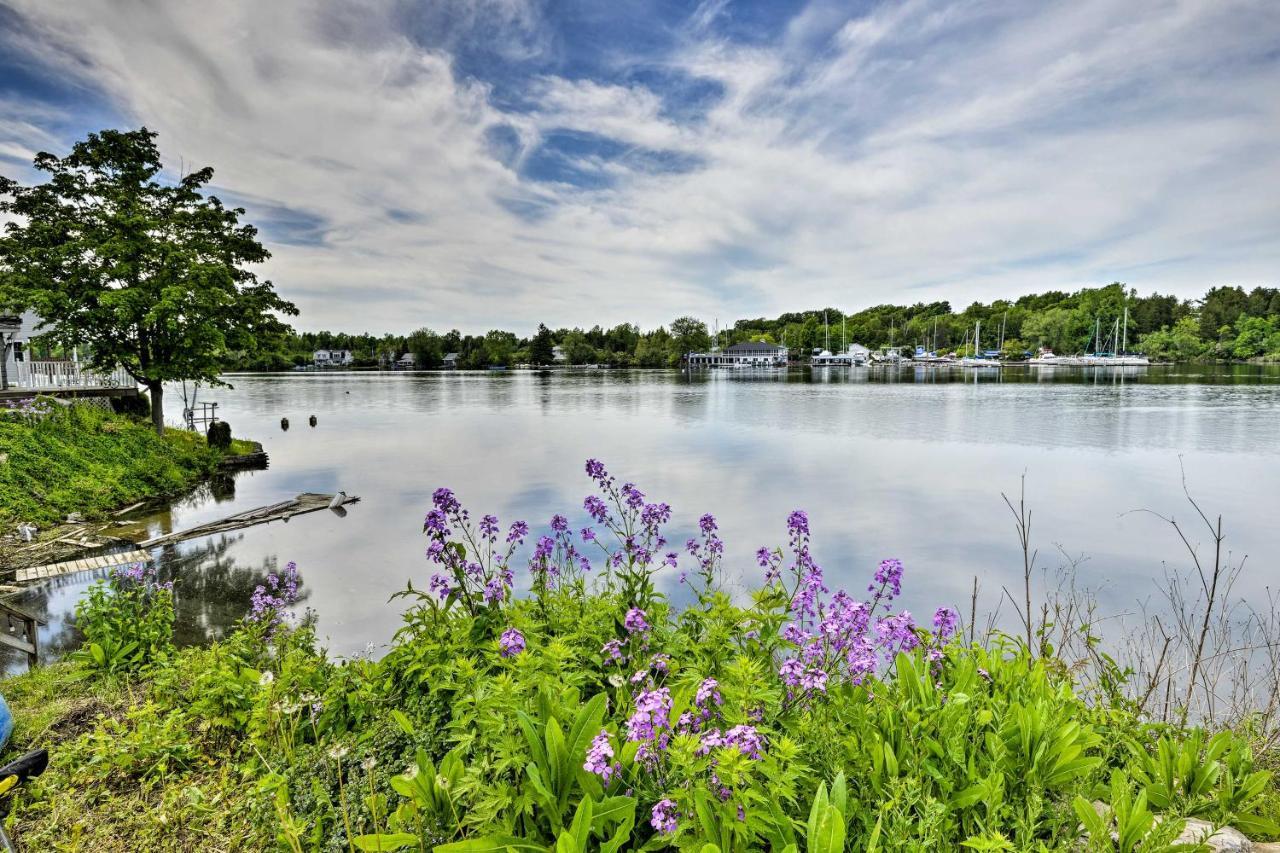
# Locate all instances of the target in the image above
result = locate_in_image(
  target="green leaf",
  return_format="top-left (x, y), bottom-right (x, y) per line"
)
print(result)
top-left (391, 709), bottom-right (417, 737)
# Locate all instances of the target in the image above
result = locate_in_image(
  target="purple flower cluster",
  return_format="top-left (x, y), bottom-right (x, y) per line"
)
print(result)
top-left (700, 724), bottom-right (765, 760)
top-left (423, 487), bottom-right (527, 611)
top-left (624, 607), bottom-right (649, 634)
top-left (583, 729), bottom-right (619, 783)
top-left (499, 627), bottom-right (526, 658)
top-left (249, 561), bottom-right (301, 630)
top-left (651, 799), bottom-right (678, 834)
top-left (626, 687), bottom-right (672, 764)
top-left (762, 508), bottom-right (958, 698)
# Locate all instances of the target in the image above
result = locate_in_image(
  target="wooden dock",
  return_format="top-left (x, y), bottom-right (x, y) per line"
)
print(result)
top-left (8, 493), bottom-right (354, 586)
top-left (16, 548), bottom-right (153, 584)
top-left (137, 492), bottom-right (358, 549)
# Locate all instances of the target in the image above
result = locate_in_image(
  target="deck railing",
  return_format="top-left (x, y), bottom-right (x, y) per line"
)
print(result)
top-left (5, 360), bottom-right (134, 390)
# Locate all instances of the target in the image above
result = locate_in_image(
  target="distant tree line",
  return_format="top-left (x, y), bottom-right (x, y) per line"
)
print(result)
top-left (223, 282), bottom-right (1280, 370)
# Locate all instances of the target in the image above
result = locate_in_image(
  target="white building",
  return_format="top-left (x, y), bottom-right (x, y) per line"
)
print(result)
top-left (2, 310), bottom-right (132, 390)
top-left (442, 352), bottom-right (459, 369)
top-left (313, 349), bottom-right (354, 367)
top-left (686, 341), bottom-right (788, 368)
top-left (396, 352), bottom-right (417, 369)
top-left (2, 310), bottom-right (39, 377)
top-left (552, 345), bottom-right (567, 363)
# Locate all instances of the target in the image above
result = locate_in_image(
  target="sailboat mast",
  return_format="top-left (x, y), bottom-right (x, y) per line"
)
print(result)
top-left (1122, 306), bottom-right (1128, 354)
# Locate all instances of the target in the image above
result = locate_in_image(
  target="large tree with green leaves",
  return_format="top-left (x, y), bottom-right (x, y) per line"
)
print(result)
top-left (0, 128), bottom-right (297, 433)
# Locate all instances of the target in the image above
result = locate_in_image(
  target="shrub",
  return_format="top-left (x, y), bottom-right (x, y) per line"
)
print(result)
top-left (206, 419), bottom-right (233, 450)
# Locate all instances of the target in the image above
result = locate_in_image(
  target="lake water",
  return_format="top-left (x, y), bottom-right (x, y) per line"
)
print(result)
top-left (11, 365), bottom-right (1280, 668)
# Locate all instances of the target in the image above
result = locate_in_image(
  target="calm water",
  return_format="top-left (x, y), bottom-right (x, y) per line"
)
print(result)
top-left (11, 365), bottom-right (1280, 667)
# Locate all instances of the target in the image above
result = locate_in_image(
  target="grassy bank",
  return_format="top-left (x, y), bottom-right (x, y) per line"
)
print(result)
top-left (0, 401), bottom-right (255, 527)
top-left (0, 460), bottom-right (1277, 851)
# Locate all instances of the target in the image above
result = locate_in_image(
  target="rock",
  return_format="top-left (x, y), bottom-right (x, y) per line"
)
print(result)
top-left (1172, 818), bottom-right (1252, 851)
top-left (66, 512), bottom-right (83, 523)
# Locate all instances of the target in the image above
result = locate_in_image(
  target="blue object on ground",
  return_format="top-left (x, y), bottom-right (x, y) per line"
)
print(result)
top-left (0, 693), bottom-right (12, 752)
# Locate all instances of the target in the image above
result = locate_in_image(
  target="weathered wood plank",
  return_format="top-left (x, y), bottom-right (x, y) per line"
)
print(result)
top-left (16, 548), bottom-right (153, 584)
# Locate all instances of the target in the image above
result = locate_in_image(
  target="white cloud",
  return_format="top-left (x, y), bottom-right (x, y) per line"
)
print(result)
top-left (1, 0), bottom-right (1277, 333)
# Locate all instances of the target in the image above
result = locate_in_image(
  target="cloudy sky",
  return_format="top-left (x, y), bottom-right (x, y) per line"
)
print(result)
top-left (1, 0), bottom-right (1277, 334)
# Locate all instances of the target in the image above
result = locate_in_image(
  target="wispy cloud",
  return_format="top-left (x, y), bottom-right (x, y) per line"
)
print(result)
top-left (1, 0), bottom-right (1277, 333)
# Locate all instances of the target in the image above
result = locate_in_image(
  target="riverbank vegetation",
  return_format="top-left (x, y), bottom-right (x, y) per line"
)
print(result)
top-left (2, 460), bottom-right (1276, 851)
top-left (224, 282), bottom-right (1280, 370)
top-left (0, 400), bottom-right (255, 527)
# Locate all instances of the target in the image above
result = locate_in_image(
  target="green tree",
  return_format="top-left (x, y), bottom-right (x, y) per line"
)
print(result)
top-left (0, 128), bottom-right (295, 433)
top-left (407, 327), bottom-right (444, 368)
top-left (559, 329), bottom-right (595, 364)
top-left (1138, 317), bottom-right (1207, 361)
top-left (528, 323), bottom-right (555, 365)
top-left (669, 316), bottom-right (711, 358)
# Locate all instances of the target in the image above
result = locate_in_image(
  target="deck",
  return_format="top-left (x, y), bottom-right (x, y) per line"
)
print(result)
top-left (1, 360), bottom-right (138, 400)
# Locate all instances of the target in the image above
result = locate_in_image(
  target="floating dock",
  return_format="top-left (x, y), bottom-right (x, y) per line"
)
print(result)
top-left (17, 548), bottom-right (153, 584)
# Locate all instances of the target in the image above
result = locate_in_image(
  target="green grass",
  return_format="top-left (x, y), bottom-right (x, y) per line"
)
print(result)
top-left (0, 662), bottom-right (267, 851)
top-left (0, 402), bottom-right (251, 526)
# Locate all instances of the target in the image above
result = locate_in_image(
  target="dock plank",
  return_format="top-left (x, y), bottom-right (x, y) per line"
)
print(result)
top-left (16, 549), bottom-right (153, 584)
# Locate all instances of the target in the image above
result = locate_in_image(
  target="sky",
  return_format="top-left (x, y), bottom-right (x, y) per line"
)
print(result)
top-left (1, 0), bottom-right (1278, 335)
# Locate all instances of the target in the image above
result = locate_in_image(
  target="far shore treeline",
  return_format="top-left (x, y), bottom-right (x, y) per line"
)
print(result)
top-left (229, 281), bottom-right (1280, 370)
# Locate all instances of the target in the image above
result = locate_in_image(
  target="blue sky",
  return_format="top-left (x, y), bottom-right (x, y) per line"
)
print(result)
top-left (1, 0), bottom-right (1278, 333)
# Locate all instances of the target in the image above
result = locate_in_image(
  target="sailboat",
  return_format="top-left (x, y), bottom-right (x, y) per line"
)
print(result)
top-left (959, 320), bottom-right (1000, 368)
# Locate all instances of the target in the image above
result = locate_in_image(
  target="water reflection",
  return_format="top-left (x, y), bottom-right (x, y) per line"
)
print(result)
top-left (3, 535), bottom-right (304, 672)
top-left (5, 365), bottom-right (1278, 671)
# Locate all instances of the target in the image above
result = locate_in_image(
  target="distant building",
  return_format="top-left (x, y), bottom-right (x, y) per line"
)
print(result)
top-left (442, 352), bottom-right (459, 369)
top-left (686, 341), bottom-right (788, 368)
top-left (313, 349), bottom-right (354, 367)
top-left (552, 345), bottom-right (567, 363)
top-left (396, 352), bottom-right (417, 369)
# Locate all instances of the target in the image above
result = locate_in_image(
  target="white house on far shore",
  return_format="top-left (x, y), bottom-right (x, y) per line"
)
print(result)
top-left (686, 341), bottom-right (789, 368)
top-left (313, 349), bottom-right (354, 367)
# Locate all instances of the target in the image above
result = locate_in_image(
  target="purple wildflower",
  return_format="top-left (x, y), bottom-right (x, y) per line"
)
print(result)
top-left (695, 678), bottom-right (723, 709)
top-left (932, 606), bottom-right (959, 640)
top-left (872, 558), bottom-right (904, 600)
top-left (506, 520), bottom-right (529, 544)
top-left (624, 607), bottom-right (649, 634)
top-left (584, 730), bottom-right (618, 783)
top-left (432, 487), bottom-right (460, 515)
top-left (499, 628), bottom-right (526, 658)
top-left (651, 799), bottom-right (678, 834)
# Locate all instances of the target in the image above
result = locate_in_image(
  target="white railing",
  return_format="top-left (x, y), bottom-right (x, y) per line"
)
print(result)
top-left (4, 360), bottom-right (134, 390)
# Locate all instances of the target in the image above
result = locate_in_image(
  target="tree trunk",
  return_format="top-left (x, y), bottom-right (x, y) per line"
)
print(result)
top-left (147, 380), bottom-right (165, 435)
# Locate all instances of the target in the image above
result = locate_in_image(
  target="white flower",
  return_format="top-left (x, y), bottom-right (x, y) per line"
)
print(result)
top-left (608, 674), bottom-right (625, 688)
top-left (259, 671), bottom-right (275, 687)
top-left (328, 745), bottom-right (350, 761)
top-left (361, 756), bottom-right (378, 772)
top-left (404, 764), bottom-right (420, 780)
